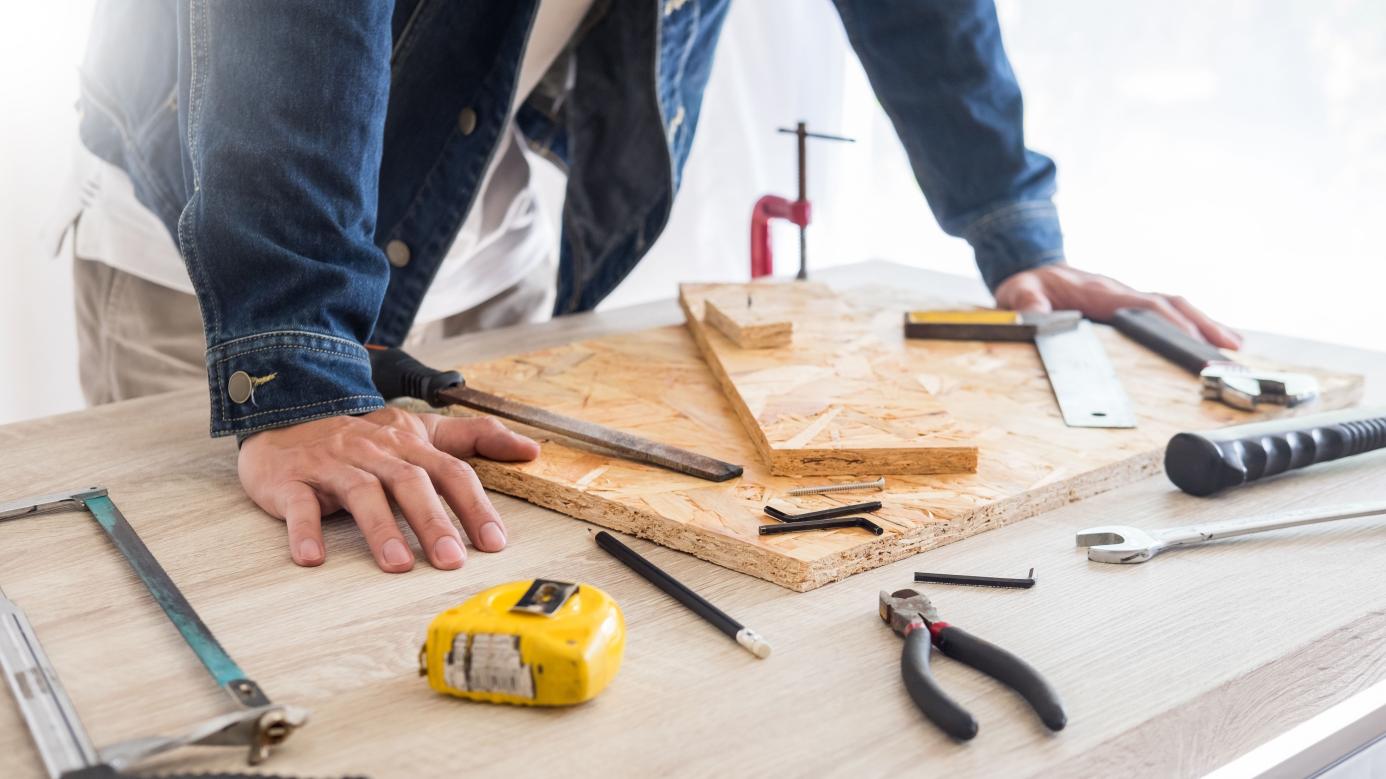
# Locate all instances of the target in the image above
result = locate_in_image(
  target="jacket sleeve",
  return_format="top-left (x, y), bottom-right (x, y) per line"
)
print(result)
top-left (176, 0), bottom-right (393, 437)
top-left (831, 0), bottom-right (1065, 291)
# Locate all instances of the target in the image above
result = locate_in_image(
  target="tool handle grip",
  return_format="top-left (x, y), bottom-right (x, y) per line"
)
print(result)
top-left (901, 628), bottom-right (978, 741)
top-left (1166, 415), bottom-right (1386, 496)
top-left (368, 346), bottom-right (462, 406)
top-left (1111, 307), bottom-right (1225, 375)
top-left (935, 625), bottom-right (1067, 733)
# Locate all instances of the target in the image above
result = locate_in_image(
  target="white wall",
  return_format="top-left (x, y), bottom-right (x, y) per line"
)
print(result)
top-left (3, 1), bottom-right (1383, 424)
top-left (0, 3), bottom-right (90, 423)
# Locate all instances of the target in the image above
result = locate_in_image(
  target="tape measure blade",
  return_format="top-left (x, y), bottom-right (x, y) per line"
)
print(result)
top-left (1034, 321), bottom-right (1137, 428)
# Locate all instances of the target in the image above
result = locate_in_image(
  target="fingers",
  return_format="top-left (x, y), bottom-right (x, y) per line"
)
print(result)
top-left (1167, 295), bottom-right (1244, 350)
top-left (395, 434), bottom-right (509, 553)
top-left (327, 467), bottom-right (416, 573)
top-left (278, 481), bottom-right (325, 567)
top-left (994, 273), bottom-right (1054, 313)
top-left (423, 414), bottom-right (541, 462)
top-left (1108, 292), bottom-right (1202, 341)
top-left (360, 455), bottom-right (468, 569)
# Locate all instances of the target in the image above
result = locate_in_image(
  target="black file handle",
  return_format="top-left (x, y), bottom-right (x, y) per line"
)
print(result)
top-left (1166, 412), bottom-right (1386, 496)
top-left (367, 346), bottom-right (462, 406)
top-left (1111, 307), bottom-right (1226, 375)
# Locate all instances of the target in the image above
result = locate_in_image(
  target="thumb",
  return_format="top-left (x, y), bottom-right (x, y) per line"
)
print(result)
top-left (996, 275), bottom-right (1053, 313)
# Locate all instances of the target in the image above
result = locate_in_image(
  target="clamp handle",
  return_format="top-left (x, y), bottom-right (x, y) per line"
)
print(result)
top-left (1166, 408), bottom-right (1386, 496)
top-left (367, 346), bottom-right (462, 406)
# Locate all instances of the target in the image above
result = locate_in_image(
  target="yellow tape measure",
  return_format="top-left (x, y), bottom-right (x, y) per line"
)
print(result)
top-left (420, 579), bottom-right (625, 706)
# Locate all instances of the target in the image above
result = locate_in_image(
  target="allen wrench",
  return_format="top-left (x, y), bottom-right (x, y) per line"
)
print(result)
top-left (764, 501), bottom-right (882, 522)
top-left (759, 516), bottom-right (884, 536)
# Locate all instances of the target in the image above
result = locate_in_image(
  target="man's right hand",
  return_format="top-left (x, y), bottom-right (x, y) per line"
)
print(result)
top-left (238, 408), bottom-right (541, 572)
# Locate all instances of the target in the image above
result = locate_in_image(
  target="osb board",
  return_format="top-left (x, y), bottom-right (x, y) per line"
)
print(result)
top-left (447, 286), bottom-right (1363, 592)
top-left (678, 282), bottom-right (978, 476)
top-left (703, 290), bottom-right (793, 348)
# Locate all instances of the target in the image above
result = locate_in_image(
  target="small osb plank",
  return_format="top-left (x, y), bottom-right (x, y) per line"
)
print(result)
top-left (447, 286), bottom-right (1363, 592)
top-left (679, 282), bottom-right (978, 476)
top-left (704, 290), bottom-right (793, 348)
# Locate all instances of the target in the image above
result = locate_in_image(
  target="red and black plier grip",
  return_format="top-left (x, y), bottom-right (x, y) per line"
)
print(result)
top-left (883, 589), bottom-right (1066, 741)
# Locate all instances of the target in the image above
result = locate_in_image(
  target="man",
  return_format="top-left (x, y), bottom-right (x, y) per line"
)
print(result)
top-left (70, 1), bottom-right (1239, 574)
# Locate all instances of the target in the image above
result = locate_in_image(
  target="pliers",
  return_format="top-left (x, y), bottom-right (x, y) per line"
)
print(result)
top-left (878, 589), bottom-right (1067, 740)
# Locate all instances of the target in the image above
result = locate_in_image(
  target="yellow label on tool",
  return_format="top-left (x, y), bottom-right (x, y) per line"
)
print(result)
top-left (906, 309), bottom-right (1020, 325)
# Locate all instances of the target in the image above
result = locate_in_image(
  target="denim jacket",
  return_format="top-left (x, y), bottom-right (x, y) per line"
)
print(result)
top-left (77, 0), bottom-right (1064, 437)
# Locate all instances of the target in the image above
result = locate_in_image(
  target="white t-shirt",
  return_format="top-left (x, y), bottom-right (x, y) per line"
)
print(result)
top-left (58, 0), bottom-right (592, 325)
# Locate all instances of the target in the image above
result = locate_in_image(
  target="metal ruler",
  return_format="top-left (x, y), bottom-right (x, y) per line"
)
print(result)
top-left (904, 309), bottom-right (1137, 429)
top-left (1034, 320), bottom-right (1137, 428)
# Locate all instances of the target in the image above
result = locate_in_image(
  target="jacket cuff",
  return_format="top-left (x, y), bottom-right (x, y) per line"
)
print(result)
top-left (207, 331), bottom-right (385, 438)
top-left (965, 200), bottom-right (1067, 291)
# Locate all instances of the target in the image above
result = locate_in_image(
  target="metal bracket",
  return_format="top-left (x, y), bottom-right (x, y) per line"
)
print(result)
top-left (0, 486), bottom-right (107, 521)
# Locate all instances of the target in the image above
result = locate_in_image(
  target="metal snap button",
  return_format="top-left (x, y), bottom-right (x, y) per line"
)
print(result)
top-left (457, 107), bottom-right (478, 136)
top-left (386, 239), bottom-right (411, 268)
top-left (228, 371), bottom-right (253, 404)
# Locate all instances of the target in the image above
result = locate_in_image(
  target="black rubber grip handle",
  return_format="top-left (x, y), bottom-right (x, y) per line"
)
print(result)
top-left (368, 346), bottom-right (462, 406)
top-left (1166, 410), bottom-right (1386, 496)
top-left (901, 628), bottom-right (979, 740)
top-left (935, 625), bottom-right (1068, 733)
top-left (1110, 307), bottom-right (1226, 375)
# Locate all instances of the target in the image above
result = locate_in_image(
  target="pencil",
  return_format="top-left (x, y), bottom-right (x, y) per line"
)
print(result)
top-left (594, 531), bottom-right (771, 659)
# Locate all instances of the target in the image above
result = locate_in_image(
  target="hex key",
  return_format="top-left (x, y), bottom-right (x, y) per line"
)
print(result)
top-left (763, 501), bottom-right (882, 523)
top-left (758, 517), bottom-right (884, 536)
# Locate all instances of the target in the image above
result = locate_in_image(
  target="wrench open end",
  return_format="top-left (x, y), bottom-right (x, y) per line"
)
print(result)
top-left (1075, 525), bottom-right (1162, 564)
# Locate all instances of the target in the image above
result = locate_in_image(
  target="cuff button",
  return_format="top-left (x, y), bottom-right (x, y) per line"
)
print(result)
top-left (386, 239), bottom-right (411, 268)
top-left (228, 370), bottom-right (254, 404)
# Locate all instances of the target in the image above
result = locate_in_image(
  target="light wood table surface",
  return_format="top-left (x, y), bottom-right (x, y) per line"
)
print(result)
top-left (1, 261), bottom-right (1383, 778)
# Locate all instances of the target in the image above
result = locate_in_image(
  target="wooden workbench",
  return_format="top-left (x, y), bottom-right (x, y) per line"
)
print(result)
top-left (1, 262), bottom-right (1382, 778)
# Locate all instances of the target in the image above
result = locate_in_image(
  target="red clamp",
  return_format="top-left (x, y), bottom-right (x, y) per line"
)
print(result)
top-left (749, 195), bottom-right (810, 279)
top-left (748, 122), bottom-right (853, 280)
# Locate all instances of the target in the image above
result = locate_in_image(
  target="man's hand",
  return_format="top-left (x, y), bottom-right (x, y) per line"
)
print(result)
top-left (994, 264), bottom-right (1242, 350)
top-left (239, 408), bottom-right (541, 572)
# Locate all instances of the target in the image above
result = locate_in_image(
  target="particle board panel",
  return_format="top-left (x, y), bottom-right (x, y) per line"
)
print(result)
top-left (678, 282), bottom-right (979, 476)
top-left (703, 290), bottom-right (793, 348)
top-left (442, 286), bottom-right (1362, 592)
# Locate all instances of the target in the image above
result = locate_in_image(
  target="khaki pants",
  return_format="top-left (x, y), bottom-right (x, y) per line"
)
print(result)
top-left (73, 257), bottom-right (556, 406)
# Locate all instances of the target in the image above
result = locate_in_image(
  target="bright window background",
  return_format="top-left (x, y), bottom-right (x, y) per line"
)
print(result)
top-left (2, 1), bottom-right (1382, 424)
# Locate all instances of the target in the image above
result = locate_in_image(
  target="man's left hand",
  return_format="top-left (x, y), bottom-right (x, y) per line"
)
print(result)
top-left (994, 263), bottom-right (1242, 349)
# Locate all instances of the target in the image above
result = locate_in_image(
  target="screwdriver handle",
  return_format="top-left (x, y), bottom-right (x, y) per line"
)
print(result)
top-left (367, 346), bottom-right (462, 406)
top-left (1110, 307), bottom-right (1226, 375)
top-left (1166, 409), bottom-right (1386, 496)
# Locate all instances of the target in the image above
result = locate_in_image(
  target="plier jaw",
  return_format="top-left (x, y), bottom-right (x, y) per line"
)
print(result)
top-left (878, 589), bottom-right (938, 636)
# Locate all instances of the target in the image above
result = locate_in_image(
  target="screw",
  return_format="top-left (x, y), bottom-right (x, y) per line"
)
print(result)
top-left (787, 477), bottom-right (885, 496)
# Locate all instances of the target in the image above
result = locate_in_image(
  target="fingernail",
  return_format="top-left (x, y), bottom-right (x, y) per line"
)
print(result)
top-left (297, 538), bottom-right (323, 564)
top-left (433, 536), bottom-right (465, 567)
top-left (479, 522), bottom-right (507, 551)
top-left (382, 538), bottom-right (413, 567)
